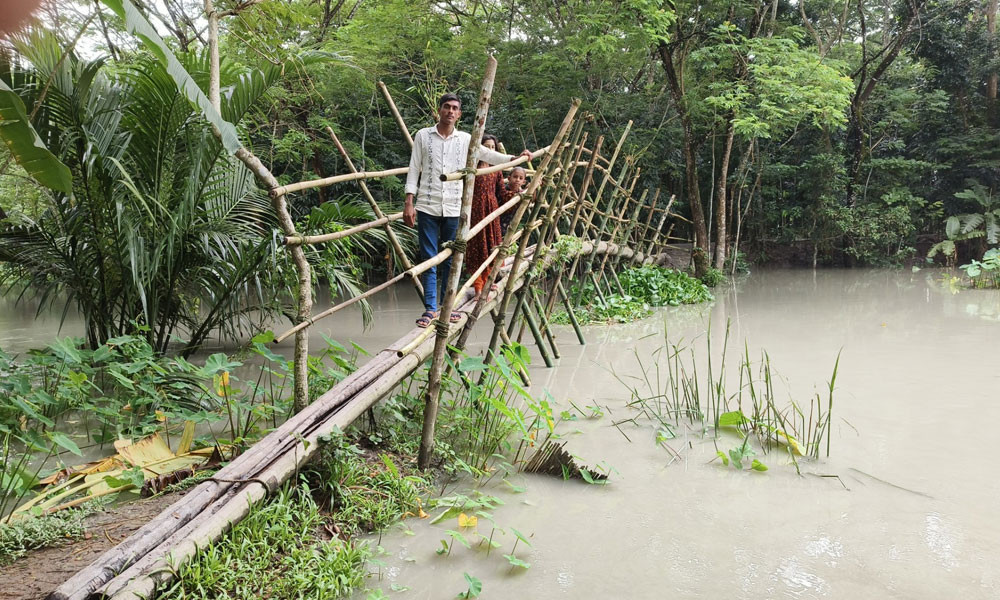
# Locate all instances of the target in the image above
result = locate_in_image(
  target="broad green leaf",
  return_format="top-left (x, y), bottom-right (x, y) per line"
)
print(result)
top-left (98, 0), bottom-right (243, 154)
top-left (716, 450), bottom-right (729, 466)
top-left (0, 80), bottom-right (73, 193)
top-left (751, 459), bottom-right (768, 472)
top-left (509, 527), bottom-right (533, 548)
top-left (445, 529), bottom-right (471, 549)
top-left (717, 410), bottom-right (748, 427)
top-left (457, 356), bottom-right (488, 372)
top-left (458, 573), bottom-right (482, 598)
top-left (49, 432), bottom-right (82, 456)
top-left (503, 553), bottom-right (531, 569)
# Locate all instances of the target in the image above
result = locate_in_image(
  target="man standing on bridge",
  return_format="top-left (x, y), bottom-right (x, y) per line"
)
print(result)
top-left (404, 93), bottom-right (531, 328)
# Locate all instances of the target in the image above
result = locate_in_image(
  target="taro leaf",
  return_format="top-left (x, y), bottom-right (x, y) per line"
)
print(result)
top-left (716, 450), bottom-right (729, 466)
top-left (98, 0), bottom-right (242, 154)
top-left (751, 459), bottom-right (768, 472)
top-left (458, 573), bottom-right (482, 598)
top-left (717, 410), bottom-right (748, 427)
top-left (457, 356), bottom-right (488, 373)
top-left (445, 529), bottom-right (471, 549)
top-left (251, 330), bottom-right (275, 344)
top-left (202, 353), bottom-right (243, 375)
top-left (729, 447), bottom-right (745, 469)
top-left (49, 432), bottom-right (82, 456)
top-left (509, 527), bottom-right (533, 548)
top-left (435, 539), bottom-right (449, 555)
top-left (0, 80), bottom-right (72, 193)
top-left (47, 337), bottom-right (83, 363)
top-left (503, 553), bottom-right (531, 569)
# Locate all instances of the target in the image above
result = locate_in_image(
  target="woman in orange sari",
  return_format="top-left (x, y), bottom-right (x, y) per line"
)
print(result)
top-left (466, 134), bottom-right (506, 300)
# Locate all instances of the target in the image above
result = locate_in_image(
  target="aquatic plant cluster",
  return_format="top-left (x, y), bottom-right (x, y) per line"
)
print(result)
top-left (616, 325), bottom-right (840, 471)
top-left (557, 265), bottom-right (713, 325)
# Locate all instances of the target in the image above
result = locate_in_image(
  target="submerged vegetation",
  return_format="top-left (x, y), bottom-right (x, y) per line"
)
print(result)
top-left (557, 265), bottom-right (713, 325)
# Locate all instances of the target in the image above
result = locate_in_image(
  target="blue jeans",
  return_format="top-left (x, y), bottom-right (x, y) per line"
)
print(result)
top-left (417, 212), bottom-right (459, 312)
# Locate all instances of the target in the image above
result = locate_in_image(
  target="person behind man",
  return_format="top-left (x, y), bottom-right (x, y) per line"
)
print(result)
top-left (499, 166), bottom-right (527, 236)
top-left (404, 93), bottom-right (531, 328)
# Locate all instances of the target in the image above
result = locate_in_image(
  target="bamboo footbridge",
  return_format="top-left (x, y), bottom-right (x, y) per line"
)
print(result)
top-left (51, 57), bottom-right (689, 600)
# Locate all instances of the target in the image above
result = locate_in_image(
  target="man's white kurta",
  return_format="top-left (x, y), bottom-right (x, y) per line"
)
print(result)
top-left (405, 126), bottom-right (512, 217)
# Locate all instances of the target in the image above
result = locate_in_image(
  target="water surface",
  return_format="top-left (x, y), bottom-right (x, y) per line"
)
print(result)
top-left (362, 269), bottom-right (1000, 599)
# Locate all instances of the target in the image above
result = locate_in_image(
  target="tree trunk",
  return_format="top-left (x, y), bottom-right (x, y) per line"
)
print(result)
top-left (657, 42), bottom-right (709, 252)
top-left (713, 121), bottom-right (735, 268)
top-left (989, 0), bottom-right (998, 125)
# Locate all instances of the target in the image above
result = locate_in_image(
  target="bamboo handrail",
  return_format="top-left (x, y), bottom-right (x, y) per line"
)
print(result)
top-left (439, 146), bottom-right (549, 181)
top-left (269, 166), bottom-right (409, 198)
top-left (284, 212), bottom-right (403, 246)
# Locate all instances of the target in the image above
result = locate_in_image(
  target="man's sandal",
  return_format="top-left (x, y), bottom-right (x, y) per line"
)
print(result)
top-left (449, 311), bottom-right (462, 323)
top-left (416, 310), bottom-right (437, 328)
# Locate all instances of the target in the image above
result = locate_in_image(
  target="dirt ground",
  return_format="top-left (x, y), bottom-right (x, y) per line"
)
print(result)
top-left (0, 491), bottom-right (187, 600)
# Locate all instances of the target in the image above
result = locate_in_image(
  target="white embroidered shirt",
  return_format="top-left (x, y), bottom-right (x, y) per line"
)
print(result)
top-left (405, 126), bottom-right (512, 217)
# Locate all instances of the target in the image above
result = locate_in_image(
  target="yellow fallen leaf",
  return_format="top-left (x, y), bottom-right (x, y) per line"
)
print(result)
top-left (458, 512), bottom-right (478, 529)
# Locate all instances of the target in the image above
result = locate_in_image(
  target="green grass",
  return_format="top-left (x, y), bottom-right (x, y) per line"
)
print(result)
top-left (162, 484), bottom-right (369, 600)
top-left (0, 507), bottom-right (88, 565)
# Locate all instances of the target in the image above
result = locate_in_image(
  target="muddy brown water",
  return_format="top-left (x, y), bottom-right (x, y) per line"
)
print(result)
top-left (356, 269), bottom-right (1000, 599)
top-left (3, 270), bottom-right (999, 598)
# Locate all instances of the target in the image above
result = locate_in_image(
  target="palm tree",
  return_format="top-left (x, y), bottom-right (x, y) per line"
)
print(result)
top-left (0, 31), bottom-right (386, 355)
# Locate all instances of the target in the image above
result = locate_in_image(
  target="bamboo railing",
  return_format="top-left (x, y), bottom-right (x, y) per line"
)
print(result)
top-left (50, 58), bottom-right (693, 600)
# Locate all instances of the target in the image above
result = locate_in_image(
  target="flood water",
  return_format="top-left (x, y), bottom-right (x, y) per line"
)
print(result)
top-left (4, 270), bottom-right (999, 597)
top-left (358, 269), bottom-right (1000, 599)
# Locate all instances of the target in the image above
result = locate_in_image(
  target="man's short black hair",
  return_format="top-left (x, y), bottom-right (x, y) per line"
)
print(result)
top-left (438, 93), bottom-right (461, 109)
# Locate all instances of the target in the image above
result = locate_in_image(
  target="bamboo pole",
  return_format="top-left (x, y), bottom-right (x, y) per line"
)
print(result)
top-left (509, 117), bottom-right (585, 344)
top-left (326, 126), bottom-right (423, 298)
top-left (417, 56), bottom-right (498, 470)
top-left (439, 146), bottom-right (549, 181)
top-left (520, 301), bottom-right (554, 367)
top-left (482, 101), bottom-right (581, 366)
top-left (269, 166), bottom-right (410, 198)
top-left (284, 212), bottom-right (403, 246)
top-left (377, 81), bottom-right (414, 148)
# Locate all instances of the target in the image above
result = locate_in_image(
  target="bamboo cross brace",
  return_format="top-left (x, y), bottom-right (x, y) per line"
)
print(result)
top-left (439, 146), bottom-right (550, 181)
top-left (508, 121), bottom-right (582, 341)
top-left (284, 212), bottom-right (402, 246)
top-left (638, 188), bottom-right (662, 248)
top-left (647, 194), bottom-right (676, 257)
top-left (269, 166), bottom-right (410, 198)
top-left (482, 100), bottom-right (581, 365)
top-left (378, 81), bottom-right (414, 147)
top-left (510, 118), bottom-right (586, 343)
top-left (326, 126), bottom-right (423, 297)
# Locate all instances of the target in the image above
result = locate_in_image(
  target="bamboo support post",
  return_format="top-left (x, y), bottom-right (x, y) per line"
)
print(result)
top-left (520, 300), bottom-right (554, 367)
top-left (531, 290), bottom-right (560, 358)
top-left (417, 56), bottom-right (498, 470)
top-left (326, 126), bottom-right (423, 297)
top-left (557, 281), bottom-right (585, 344)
